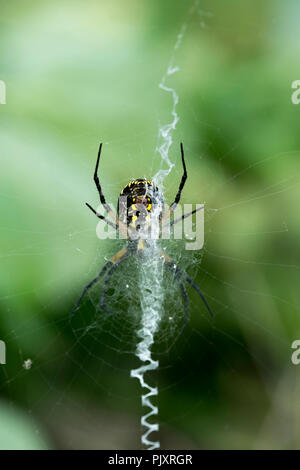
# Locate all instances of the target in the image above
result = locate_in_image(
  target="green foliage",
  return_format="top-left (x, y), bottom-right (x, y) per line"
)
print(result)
top-left (0, 0), bottom-right (299, 449)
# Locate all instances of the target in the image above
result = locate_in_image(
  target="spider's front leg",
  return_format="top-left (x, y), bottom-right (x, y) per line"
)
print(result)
top-left (86, 143), bottom-right (131, 238)
top-left (93, 143), bottom-right (116, 220)
top-left (169, 142), bottom-right (187, 211)
top-left (161, 142), bottom-right (187, 226)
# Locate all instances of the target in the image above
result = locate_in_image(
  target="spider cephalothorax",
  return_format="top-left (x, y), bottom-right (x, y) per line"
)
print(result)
top-left (71, 143), bottom-right (213, 330)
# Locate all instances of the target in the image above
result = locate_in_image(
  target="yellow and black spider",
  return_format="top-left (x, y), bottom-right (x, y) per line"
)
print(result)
top-left (71, 142), bottom-right (213, 328)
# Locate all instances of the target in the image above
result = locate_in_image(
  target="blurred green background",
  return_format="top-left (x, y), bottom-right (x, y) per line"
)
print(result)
top-left (1, 0), bottom-right (300, 450)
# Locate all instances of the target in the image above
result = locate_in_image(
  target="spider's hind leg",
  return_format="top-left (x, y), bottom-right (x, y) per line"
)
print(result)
top-left (163, 259), bottom-right (189, 330)
top-left (99, 247), bottom-right (130, 314)
top-left (70, 261), bottom-right (113, 317)
top-left (161, 252), bottom-right (214, 323)
top-left (99, 262), bottom-right (122, 314)
top-left (177, 278), bottom-right (189, 331)
top-left (70, 247), bottom-right (128, 317)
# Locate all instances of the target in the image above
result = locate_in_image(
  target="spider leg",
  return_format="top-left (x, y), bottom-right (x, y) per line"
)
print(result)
top-left (177, 277), bottom-right (189, 331)
top-left (99, 254), bottom-right (128, 314)
top-left (70, 246), bottom-right (128, 317)
top-left (92, 143), bottom-right (130, 238)
top-left (70, 263), bottom-right (113, 317)
top-left (164, 205), bottom-right (204, 228)
top-left (93, 143), bottom-right (116, 219)
top-left (163, 258), bottom-right (189, 330)
top-left (161, 252), bottom-right (214, 318)
top-left (179, 268), bottom-right (214, 318)
top-left (169, 142), bottom-right (187, 211)
top-left (85, 202), bottom-right (118, 230)
top-left (161, 143), bottom-right (187, 226)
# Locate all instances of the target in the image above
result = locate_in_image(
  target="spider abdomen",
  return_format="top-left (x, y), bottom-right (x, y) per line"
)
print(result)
top-left (118, 179), bottom-right (164, 239)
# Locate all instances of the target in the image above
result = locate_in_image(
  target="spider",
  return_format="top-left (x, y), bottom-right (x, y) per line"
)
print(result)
top-left (71, 142), bottom-right (213, 329)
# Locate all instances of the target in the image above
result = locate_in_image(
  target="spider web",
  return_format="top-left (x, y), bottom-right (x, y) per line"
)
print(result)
top-left (0, 0), bottom-right (300, 450)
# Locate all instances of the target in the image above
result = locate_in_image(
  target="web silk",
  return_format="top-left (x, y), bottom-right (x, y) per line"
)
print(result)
top-left (130, 24), bottom-right (181, 448)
